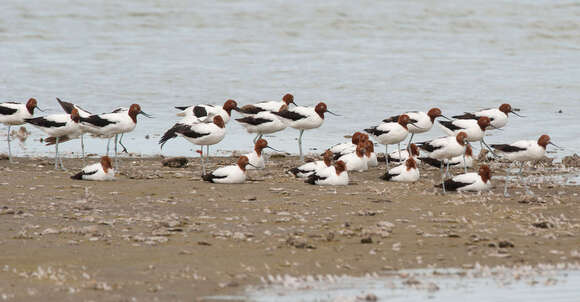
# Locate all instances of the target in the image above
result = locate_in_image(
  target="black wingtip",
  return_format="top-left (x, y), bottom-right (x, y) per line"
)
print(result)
top-left (289, 168), bottom-right (300, 176)
top-left (71, 172), bottom-right (84, 180)
top-left (419, 157), bottom-right (443, 168)
top-left (380, 172), bottom-right (394, 181)
top-left (175, 106), bottom-right (188, 111)
top-left (305, 176), bottom-right (316, 185)
top-left (201, 173), bottom-right (214, 182)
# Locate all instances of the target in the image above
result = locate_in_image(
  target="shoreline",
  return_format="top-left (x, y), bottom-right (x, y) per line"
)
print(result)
top-left (1, 155), bottom-right (579, 301)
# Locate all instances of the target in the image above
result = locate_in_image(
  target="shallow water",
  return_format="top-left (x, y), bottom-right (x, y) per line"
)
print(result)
top-left (209, 267), bottom-right (580, 301)
top-left (2, 0), bottom-right (580, 158)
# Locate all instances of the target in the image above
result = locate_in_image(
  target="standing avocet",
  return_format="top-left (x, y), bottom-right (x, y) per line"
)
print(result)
top-left (272, 102), bottom-right (338, 161)
top-left (420, 144), bottom-right (474, 170)
top-left (387, 143), bottom-right (421, 164)
top-left (383, 108), bottom-right (449, 145)
top-left (305, 160), bottom-right (348, 186)
top-left (25, 109), bottom-right (82, 170)
top-left (491, 134), bottom-right (559, 197)
top-left (71, 156), bottom-right (115, 181)
top-left (80, 104), bottom-right (151, 166)
top-left (436, 165), bottom-right (492, 192)
top-left (159, 116), bottom-right (226, 174)
top-left (365, 114), bottom-right (416, 169)
top-left (235, 105), bottom-right (288, 143)
top-left (237, 93), bottom-right (297, 115)
top-left (0, 98), bottom-right (42, 162)
top-left (202, 155), bottom-right (255, 184)
top-left (381, 157), bottom-right (420, 182)
top-left (54, 98), bottom-right (93, 164)
top-left (174, 99), bottom-right (239, 124)
top-left (452, 103), bottom-right (523, 129)
top-left (439, 116), bottom-right (494, 164)
top-left (417, 132), bottom-right (468, 193)
top-left (290, 150), bottom-right (333, 178)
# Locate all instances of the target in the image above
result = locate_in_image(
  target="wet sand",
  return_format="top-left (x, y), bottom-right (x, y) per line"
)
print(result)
top-left (1, 154), bottom-right (579, 301)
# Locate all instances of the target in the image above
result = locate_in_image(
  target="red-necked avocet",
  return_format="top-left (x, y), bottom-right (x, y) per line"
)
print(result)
top-left (290, 149), bottom-right (333, 178)
top-left (305, 160), bottom-right (348, 186)
top-left (365, 114), bottom-right (417, 169)
top-left (244, 138), bottom-right (283, 170)
top-left (383, 108), bottom-right (449, 145)
top-left (237, 93), bottom-right (297, 115)
top-left (71, 156), bottom-right (115, 181)
top-left (202, 155), bottom-right (256, 184)
top-left (0, 98), bottom-right (43, 162)
top-left (235, 104), bottom-right (289, 144)
top-left (491, 134), bottom-right (560, 197)
top-left (436, 165), bottom-right (492, 193)
top-left (174, 99), bottom-right (239, 124)
top-left (452, 103), bottom-right (524, 130)
top-left (381, 157), bottom-right (420, 182)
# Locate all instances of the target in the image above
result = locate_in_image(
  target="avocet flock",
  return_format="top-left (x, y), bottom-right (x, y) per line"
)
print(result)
top-left (0, 95), bottom-right (563, 197)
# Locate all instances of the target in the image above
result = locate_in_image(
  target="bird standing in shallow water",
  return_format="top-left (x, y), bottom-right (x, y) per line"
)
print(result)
top-left (235, 104), bottom-right (289, 144)
top-left (26, 109), bottom-right (82, 170)
top-left (0, 98), bottom-right (42, 162)
top-left (159, 116), bottom-right (226, 175)
top-left (71, 156), bottom-right (115, 181)
top-left (273, 102), bottom-right (338, 161)
top-left (383, 108), bottom-right (449, 146)
top-left (491, 134), bottom-right (560, 197)
top-left (80, 104), bottom-right (151, 167)
top-left (452, 103), bottom-right (524, 130)
top-left (53, 98), bottom-right (93, 164)
top-left (237, 93), bottom-right (297, 115)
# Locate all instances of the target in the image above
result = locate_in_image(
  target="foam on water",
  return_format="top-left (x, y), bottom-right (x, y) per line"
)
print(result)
top-left (1, 0), bottom-right (579, 158)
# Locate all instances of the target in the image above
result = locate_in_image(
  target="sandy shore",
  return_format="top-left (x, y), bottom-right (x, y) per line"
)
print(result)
top-left (1, 154), bottom-right (579, 301)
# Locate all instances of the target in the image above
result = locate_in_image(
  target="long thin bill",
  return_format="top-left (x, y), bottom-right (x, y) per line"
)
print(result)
top-left (510, 111), bottom-right (526, 117)
top-left (266, 146), bottom-right (283, 152)
top-left (326, 110), bottom-right (340, 116)
top-left (36, 106), bottom-right (45, 112)
top-left (410, 123), bottom-right (424, 129)
top-left (549, 142), bottom-right (563, 149)
top-left (440, 114), bottom-right (452, 120)
top-left (140, 111), bottom-right (153, 118)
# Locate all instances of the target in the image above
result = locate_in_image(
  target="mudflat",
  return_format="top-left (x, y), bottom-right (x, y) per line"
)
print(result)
top-left (1, 155), bottom-right (579, 301)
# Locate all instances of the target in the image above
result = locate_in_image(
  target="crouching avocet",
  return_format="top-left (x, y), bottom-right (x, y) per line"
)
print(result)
top-left (305, 160), bottom-right (348, 186)
top-left (436, 165), bottom-right (492, 193)
top-left (381, 157), bottom-right (420, 182)
top-left (71, 156), bottom-right (115, 181)
top-left (202, 155), bottom-right (256, 184)
top-left (290, 150), bottom-right (333, 178)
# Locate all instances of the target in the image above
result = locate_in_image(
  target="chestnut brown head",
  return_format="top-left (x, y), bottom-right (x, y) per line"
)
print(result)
top-left (335, 160), bottom-right (347, 175)
top-left (365, 140), bottom-right (374, 156)
top-left (499, 104), bottom-right (512, 115)
top-left (314, 102), bottom-right (328, 118)
top-left (323, 150), bottom-right (333, 166)
top-left (223, 99), bottom-right (239, 115)
top-left (405, 157), bottom-right (417, 171)
top-left (355, 141), bottom-right (365, 157)
top-left (537, 134), bottom-right (551, 148)
top-left (213, 116), bottom-right (226, 128)
top-left (282, 94), bottom-right (295, 106)
top-left (26, 98), bottom-right (39, 114)
top-left (237, 155), bottom-right (250, 171)
top-left (70, 108), bottom-right (80, 123)
top-left (255, 138), bottom-right (268, 155)
top-left (427, 108), bottom-right (443, 122)
top-left (351, 132), bottom-right (363, 144)
top-left (100, 156), bottom-right (113, 172)
top-left (397, 114), bottom-right (412, 128)
top-left (478, 165), bottom-right (492, 183)
top-left (456, 132), bottom-right (468, 146)
top-left (477, 116), bottom-right (492, 130)
top-left (128, 104), bottom-right (151, 123)
top-left (465, 144), bottom-right (473, 157)
top-left (409, 143), bottom-right (419, 157)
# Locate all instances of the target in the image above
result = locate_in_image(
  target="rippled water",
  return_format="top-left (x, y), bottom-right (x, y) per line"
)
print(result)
top-left (2, 0), bottom-right (580, 157)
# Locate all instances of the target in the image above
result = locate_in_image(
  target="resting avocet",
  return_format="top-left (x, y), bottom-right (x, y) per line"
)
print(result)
top-left (71, 156), bottom-right (115, 181)
top-left (337, 141), bottom-right (367, 172)
top-left (290, 150), bottom-right (333, 178)
top-left (328, 132), bottom-right (368, 159)
top-left (0, 98), bottom-right (42, 161)
top-left (381, 157), bottom-right (420, 182)
top-left (244, 138), bottom-right (283, 170)
top-left (491, 134), bottom-right (560, 197)
top-left (436, 165), bottom-right (492, 192)
top-left (420, 144), bottom-right (474, 170)
top-left (305, 160), bottom-right (348, 186)
top-left (202, 155), bottom-right (255, 184)
top-left (387, 143), bottom-right (421, 164)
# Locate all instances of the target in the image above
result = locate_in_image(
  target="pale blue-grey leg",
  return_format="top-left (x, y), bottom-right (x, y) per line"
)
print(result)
top-left (463, 152), bottom-right (467, 174)
top-left (519, 161), bottom-right (534, 196)
top-left (119, 133), bottom-right (128, 153)
top-left (298, 130), bottom-right (304, 161)
top-left (106, 138), bottom-right (111, 156)
top-left (504, 162), bottom-right (512, 197)
top-left (397, 143), bottom-right (402, 162)
top-left (407, 133), bottom-right (414, 149)
top-left (7, 126), bottom-right (12, 163)
top-left (385, 145), bottom-right (389, 170)
top-left (114, 134), bottom-right (118, 168)
top-left (441, 164), bottom-right (446, 194)
top-left (253, 134), bottom-right (259, 144)
top-left (80, 134), bottom-right (85, 165)
top-left (54, 137), bottom-right (60, 170)
top-left (199, 148), bottom-right (206, 175)
top-left (206, 145), bottom-right (210, 167)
